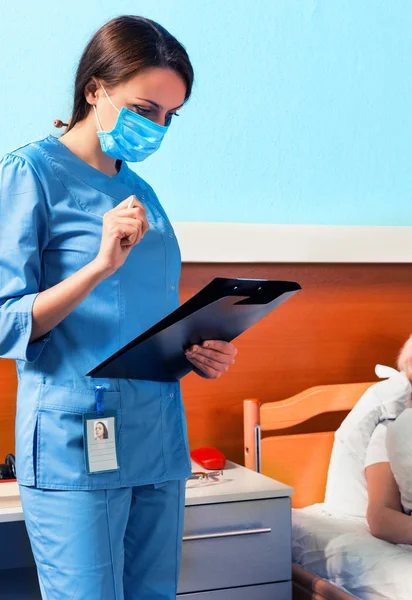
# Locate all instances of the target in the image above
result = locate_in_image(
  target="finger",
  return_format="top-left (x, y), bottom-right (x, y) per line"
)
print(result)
top-left (117, 207), bottom-right (147, 219)
top-left (119, 230), bottom-right (145, 247)
top-left (116, 209), bottom-right (149, 234)
top-left (115, 217), bottom-right (146, 242)
top-left (116, 221), bottom-right (145, 246)
top-left (112, 226), bottom-right (138, 240)
top-left (114, 205), bottom-right (150, 237)
top-left (200, 341), bottom-right (237, 356)
top-left (120, 238), bottom-right (135, 248)
top-left (115, 217), bottom-right (145, 230)
top-left (110, 223), bottom-right (141, 244)
top-left (187, 355), bottom-right (222, 379)
top-left (120, 232), bottom-right (142, 247)
top-left (186, 346), bottom-right (234, 366)
top-left (186, 351), bottom-right (229, 373)
top-left (141, 216), bottom-right (150, 235)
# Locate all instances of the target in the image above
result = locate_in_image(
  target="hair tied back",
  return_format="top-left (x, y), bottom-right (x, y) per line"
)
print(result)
top-left (54, 119), bottom-right (69, 128)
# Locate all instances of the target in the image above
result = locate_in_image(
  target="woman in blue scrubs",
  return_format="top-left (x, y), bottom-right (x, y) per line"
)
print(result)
top-left (0, 15), bottom-right (237, 600)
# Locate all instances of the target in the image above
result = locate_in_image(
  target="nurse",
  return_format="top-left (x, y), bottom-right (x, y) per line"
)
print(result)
top-left (0, 15), bottom-right (237, 600)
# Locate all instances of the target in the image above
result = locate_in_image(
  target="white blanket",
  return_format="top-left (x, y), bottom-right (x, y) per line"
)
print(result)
top-left (292, 504), bottom-right (412, 600)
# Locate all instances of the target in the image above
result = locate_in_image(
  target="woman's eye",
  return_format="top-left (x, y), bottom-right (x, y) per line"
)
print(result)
top-left (165, 112), bottom-right (180, 126)
top-left (132, 106), bottom-right (180, 126)
top-left (133, 105), bottom-right (151, 115)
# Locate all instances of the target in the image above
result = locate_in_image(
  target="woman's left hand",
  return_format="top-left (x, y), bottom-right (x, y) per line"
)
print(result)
top-left (185, 340), bottom-right (237, 379)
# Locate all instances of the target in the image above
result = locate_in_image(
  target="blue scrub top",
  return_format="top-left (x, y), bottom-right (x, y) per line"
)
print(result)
top-left (0, 136), bottom-right (192, 490)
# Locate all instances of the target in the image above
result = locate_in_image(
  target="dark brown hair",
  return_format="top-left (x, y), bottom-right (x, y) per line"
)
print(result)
top-left (61, 15), bottom-right (194, 132)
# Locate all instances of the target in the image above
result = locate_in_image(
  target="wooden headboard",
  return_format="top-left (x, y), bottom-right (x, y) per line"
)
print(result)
top-left (244, 382), bottom-right (374, 508)
top-left (1, 262), bottom-right (411, 463)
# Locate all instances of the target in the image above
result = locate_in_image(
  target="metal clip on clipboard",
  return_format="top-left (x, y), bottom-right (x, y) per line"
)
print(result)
top-left (86, 277), bottom-right (301, 382)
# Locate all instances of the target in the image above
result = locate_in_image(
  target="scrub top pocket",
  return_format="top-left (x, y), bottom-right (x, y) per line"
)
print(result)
top-left (35, 386), bottom-right (122, 489)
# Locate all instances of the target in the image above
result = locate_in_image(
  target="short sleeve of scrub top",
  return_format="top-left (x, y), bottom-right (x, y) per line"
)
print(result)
top-left (0, 136), bottom-right (192, 490)
top-left (365, 422), bottom-right (390, 468)
top-left (0, 152), bottom-right (51, 362)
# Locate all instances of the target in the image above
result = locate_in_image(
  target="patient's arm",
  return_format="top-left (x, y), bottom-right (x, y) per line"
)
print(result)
top-left (366, 462), bottom-right (412, 544)
top-left (397, 334), bottom-right (412, 381)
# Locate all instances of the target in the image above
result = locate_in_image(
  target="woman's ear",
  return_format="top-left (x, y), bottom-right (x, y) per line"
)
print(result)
top-left (84, 78), bottom-right (99, 106)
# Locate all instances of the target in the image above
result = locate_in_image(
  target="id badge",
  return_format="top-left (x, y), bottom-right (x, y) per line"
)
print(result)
top-left (83, 410), bottom-right (119, 474)
top-left (83, 387), bottom-right (120, 475)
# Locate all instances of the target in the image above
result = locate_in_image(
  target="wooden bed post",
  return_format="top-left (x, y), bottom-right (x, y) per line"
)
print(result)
top-left (243, 399), bottom-right (260, 472)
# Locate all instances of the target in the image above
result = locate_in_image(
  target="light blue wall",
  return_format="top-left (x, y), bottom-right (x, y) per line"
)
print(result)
top-left (1, 1), bottom-right (411, 225)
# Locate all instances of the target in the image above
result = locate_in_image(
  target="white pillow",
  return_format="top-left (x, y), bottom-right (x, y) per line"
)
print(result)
top-left (324, 365), bottom-right (411, 518)
top-left (386, 408), bottom-right (412, 516)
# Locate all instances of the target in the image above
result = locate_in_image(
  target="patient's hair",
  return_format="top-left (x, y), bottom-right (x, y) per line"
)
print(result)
top-left (56, 15), bottom-right (194, 131)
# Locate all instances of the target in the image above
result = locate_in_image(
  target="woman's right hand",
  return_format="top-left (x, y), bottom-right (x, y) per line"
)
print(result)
top-left (29, 195), bottom-right (149, 343)
top-left (94, 195), bottom-right (150, 277)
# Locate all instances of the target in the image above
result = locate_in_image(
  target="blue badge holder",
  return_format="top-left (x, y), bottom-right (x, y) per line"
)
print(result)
top-left (83, 386), bottom-right (120, 475)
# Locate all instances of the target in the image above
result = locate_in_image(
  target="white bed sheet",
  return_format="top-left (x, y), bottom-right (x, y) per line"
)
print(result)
top-left (292, 504), bottom-right (412, 600)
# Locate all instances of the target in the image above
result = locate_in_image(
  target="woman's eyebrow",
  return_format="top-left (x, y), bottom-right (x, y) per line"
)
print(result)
top-left (134, 97), bottom-right (184, 111)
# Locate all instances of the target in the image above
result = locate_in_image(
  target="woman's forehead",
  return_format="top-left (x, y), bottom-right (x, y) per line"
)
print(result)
top-left (121, 68), bottom-right (186, 109)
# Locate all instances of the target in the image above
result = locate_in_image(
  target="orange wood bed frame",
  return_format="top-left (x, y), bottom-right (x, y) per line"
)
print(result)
top-left (243, 382), bottom-right (375, 600)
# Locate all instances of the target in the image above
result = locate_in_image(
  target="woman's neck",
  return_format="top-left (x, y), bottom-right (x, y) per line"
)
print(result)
top-left (58, 117), bottom-right (119, 177)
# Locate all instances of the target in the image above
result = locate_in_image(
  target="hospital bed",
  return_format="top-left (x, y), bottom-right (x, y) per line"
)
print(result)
top-left (243, 382), bottom-right (412, 600)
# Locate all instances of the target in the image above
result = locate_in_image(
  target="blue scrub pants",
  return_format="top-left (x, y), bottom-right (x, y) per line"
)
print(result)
top-left (19, 480), bottom-right (186, 600)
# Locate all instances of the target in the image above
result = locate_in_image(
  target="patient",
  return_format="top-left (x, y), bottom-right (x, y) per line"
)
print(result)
top-left (366, 334), bottom-right (412, 544)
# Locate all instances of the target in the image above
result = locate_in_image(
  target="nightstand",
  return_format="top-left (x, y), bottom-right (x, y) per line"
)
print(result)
top-left (0, 464), bottom-right (293, 599)
top-left (179, 460), bottom-right (293, 598)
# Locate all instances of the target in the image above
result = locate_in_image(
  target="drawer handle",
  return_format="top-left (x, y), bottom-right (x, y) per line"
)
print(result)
top-left (183, 527), bottom-right (272, 542)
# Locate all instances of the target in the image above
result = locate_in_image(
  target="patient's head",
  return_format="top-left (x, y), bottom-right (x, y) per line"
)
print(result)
top-left (397, 335), bottom-right (412, 382)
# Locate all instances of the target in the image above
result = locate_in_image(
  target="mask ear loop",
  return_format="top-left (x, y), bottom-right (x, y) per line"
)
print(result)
top-left (100, 84), bottom-right (120, 114)
top-left (93, 106), bottom-right (104, 132)
top-left (93, 83), bottom-right (120, 132)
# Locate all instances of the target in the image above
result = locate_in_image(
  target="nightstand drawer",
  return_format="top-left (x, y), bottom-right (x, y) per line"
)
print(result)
top-left (179, 581), bottom-right (291, 599)
top-left (178, 497), bottom-right (291, 594)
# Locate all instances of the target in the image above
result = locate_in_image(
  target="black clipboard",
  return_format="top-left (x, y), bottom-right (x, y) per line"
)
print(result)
top-left (87, 277), bottom-right (301, 382)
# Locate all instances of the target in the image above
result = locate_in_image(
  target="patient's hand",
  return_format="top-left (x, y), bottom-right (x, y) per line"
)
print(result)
top-left (397, 335), bottom-right (412, 381)
top-left (365, 462), bottom-right (412, 544)
top-left (185, 340), bottom-right (237, 379)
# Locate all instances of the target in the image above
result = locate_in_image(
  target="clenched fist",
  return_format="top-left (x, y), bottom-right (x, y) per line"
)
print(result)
top-left (95, 195), bottom-right (149, 277)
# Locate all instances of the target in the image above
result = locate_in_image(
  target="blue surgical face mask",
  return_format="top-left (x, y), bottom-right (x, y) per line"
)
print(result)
top-left (93, 85), bottom-right (169, 162)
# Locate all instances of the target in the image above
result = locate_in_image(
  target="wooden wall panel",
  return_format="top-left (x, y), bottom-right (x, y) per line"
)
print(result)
top-left (179, 263), bottom-right (412, 464)
top-left (0, 263), bottom-right (411, 465)
top-left (0, 359), bottom-right (17, 459)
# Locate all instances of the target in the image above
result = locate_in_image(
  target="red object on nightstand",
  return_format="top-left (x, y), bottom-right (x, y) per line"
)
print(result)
top-left (190, 447), bottom-right (226, 470)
